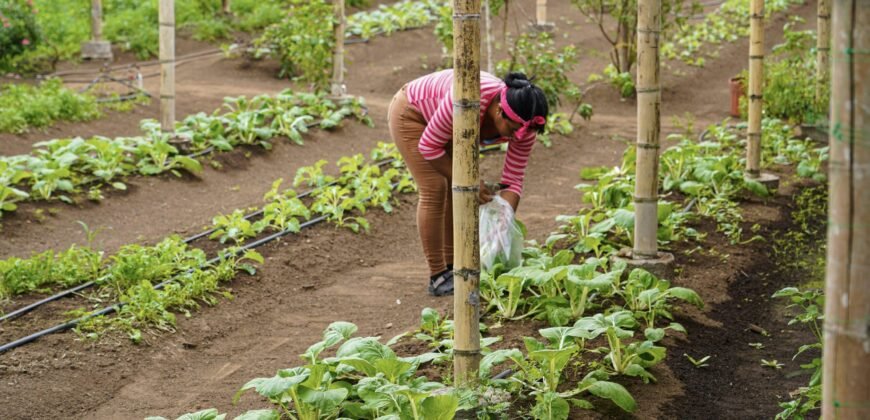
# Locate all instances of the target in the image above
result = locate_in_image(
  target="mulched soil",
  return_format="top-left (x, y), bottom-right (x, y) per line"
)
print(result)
top-left (0, 1), bottom-right (822, 419)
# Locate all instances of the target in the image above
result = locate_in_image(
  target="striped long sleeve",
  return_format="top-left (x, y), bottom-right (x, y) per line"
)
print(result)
top-left (406, 69), bottom-right (537, 196)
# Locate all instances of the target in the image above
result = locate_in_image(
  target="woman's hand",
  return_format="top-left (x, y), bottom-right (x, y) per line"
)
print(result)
top-left (479, 180), bottom-right (494, 204)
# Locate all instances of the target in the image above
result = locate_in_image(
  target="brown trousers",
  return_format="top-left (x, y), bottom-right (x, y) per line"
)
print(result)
top-left (388, 86), bottom-right (453, 276)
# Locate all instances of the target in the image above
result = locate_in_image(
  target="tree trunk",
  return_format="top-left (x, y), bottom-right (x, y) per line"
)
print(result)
top-left (632, 0), bottom-right (661, 259)
top-left (822, 1), bottom-right (870, 419)
top-left (331, 0), bottom-right (347, 98)
top-left (745, 0), bottom-right (764, 178)
top-left (817, 0), bottom-right (831, 104)
top-left (222, 0), bottom-right (231, 14)
top-left (452, 0), bottom-right (482, 388)
top-left (159, 0), bottom-right (175, 134)
top-left (617, 22), bottom-right (631, 73)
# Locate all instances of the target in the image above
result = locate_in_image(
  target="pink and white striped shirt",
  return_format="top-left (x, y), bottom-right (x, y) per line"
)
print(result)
top-left (406, 69), bottom-right (536, 196)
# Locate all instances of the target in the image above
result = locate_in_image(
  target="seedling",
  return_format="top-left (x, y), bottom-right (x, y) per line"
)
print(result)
top-left (748, 342), bottom-right (765, 350)
top-left (761, 359), bottom-right (785, 370)
top-left (683, 353), bottom-right (711, 368)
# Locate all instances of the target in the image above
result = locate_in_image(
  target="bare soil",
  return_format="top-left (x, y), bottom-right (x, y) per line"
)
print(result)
top-left (0, 1), bottom-right (821, 419)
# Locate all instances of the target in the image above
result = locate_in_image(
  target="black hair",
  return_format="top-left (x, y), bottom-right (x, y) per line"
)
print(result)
top-left (503, 72), bottom-right (549, 132)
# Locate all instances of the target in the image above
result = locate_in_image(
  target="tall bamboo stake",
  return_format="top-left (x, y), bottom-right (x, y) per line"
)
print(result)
top-left (331, 0), bottom-right (347, 98)
top-left (817, 0), bottom-right (831, 104)
top-left (746, 0), bottom-right (764, 178)
top-left (159, 0), bottom-right (175, 134)
top-left (822, 1), bottom-right (869, 418)
top-left (81, 0), bottom-right (111, 60)
top-left (90, 0), bottom-right (103, 42)
top-left (536, 0), bottom-right (547, 25)
top-left (632, 0), bottom-right (661, 260)
top-left (484, 0), bottom-right (494, 73)
top-left (452, 0), bottom-right (482, 387)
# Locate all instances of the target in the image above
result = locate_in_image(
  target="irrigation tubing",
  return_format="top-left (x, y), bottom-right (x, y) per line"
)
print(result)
top-left (0, 146), bottom-right (504, 351)
top-left (0, 157), bottom-right (397, 324)
top-left (0, 214), bottom-right (328, 354)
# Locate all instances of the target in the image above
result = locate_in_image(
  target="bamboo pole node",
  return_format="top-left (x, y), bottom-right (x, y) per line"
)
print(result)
top-left (453, 348), bottom-right (482, 356)
top-left (637, 28), bottom-right (661, 34)
top-left (633, 196), bottom-right (659, 203)
top-left (452, 185), bottom-right (480, 192)
top-left (454, 268), bottom-right (481, 278)
top-left (453, 13), bottom-right (481, 20)
top-left (636, 143), bottom-right (661, 149)
top-left (635, 87), bottom-right (661, 94)
top-left (453, 100), bottom-right (481, 108)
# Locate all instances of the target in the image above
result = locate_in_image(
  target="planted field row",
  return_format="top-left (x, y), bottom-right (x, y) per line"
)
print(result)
top-left (662, 0), bottom-right (806, 66)
top-left (150, 114), bottom-right (829, 419)
top-left (0, 141), bottom-right (415, 348)
top-left (0, 78), bottom-right (147, 134)
top-left (0, 90), bottom-right (372, 221)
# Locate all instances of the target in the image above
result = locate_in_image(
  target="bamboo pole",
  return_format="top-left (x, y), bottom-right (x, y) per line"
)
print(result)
top-left (331, 0), bottom-right (347, 98)
top-left (536, 0), bottom-right (547, 25)
top-left (452, 0), bottom-right (482, 387)
top-left (632, 0), bottom-right (661, 260)
top-left (222, 0), bottom-right (231, 14)
top-left (81, 0), bottom-right (111, 60)
top-left (158, 0), bottom-right (176, 134)
top-left (746, 0), bottom-right (764, 178)
top-left (822, 1), bottom-right (869, 418)
top-left (484, 0), bottom-right (494, 73)
top-left (90, 0), bottom-right (103, 42)
top-left (817, 0), bottom-right (831, 104)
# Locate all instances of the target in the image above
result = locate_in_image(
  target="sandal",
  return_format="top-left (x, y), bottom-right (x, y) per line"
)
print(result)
top-left (428, 270), bottom-right (454, 297)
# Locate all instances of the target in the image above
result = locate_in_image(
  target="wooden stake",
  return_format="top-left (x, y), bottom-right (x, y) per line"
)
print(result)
top-left (536, 0), bottom-right (547, 25)
top-left (158, 0), bottom-right (175, 134)
top-left (632, 0), bottom-right (661, 260)
top-left (822, 1), bottom-right (869, 418)
top-left (484, 0), bottom-right (494, 74)
top-left (90, 0), bottom-right (103, 42)
top-left (222, 0), bottom-right (231, 14)
top-left (452, 0), bottom-right (482, 388)
top-left (331, 0), bottom-right (347, 98)
top-left (817, 0), bottom-right (831, 104)
top-left (746, 0), bottom-right (764, 178)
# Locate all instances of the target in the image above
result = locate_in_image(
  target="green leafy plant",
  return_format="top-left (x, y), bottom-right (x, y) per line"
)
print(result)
top-left (683, 353), bottom-right (711, 368)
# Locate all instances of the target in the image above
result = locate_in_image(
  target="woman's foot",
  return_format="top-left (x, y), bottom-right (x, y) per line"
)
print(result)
top-left (428, 269), bottom-right (454, 296)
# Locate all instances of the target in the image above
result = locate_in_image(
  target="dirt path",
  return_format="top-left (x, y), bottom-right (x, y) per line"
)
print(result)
top-left (0, 1), bottom-right (820, 419)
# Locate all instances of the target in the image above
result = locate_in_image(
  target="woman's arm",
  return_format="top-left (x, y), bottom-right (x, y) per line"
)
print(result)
top-left (499, 190), bottom-right (520, 211)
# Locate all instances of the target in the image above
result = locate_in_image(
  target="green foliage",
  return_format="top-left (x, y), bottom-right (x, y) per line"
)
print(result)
top-left (232, 321), bottom-right (460, 420)
top-left (0, 0), bottom-right (41, 70)
top-left (573, 0), bottom-right (698, 72)
top-left (0, 89), bottom-right (371, 220)
top-left (347, 0), bottom-right (442, 39)
top-left (255, 0), bottom-right (334, 90)
top-left (0, 78), bottom-right (102, 134)
top-left (738, 18), bottom-right (829, 125)
top-left (662, 0), bottom-right (805, 67)
top-left (588, 64), bottom-right (635, 98)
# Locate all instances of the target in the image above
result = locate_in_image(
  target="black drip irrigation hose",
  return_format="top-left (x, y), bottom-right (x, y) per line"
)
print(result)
top-left (0, 214), bottom-right (328, 354)
top-left (0, 157), bottom-right (397, 324)
top-left (0, 146), bottom-right (506, 352)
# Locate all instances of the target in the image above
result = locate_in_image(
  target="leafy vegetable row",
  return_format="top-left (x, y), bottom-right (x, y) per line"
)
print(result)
top-left (662, 0), bottom-right (805, 67)
top-left (557, 118), bottom-right (826, 250)
top-left (0, 90), bottom-right (372, 221)
top-left (0, 142), bottom-right (413, 342)
top-left (0, 78), bottom-right (146, 134)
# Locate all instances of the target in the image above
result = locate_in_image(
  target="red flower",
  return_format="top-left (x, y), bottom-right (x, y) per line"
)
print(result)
top-left (2, 22), bottom-right (9, 28)
top-left (21, 39), bottom-right (30, 46)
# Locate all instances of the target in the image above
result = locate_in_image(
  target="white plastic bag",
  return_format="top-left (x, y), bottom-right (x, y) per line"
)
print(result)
top-left (479, 195), bottom-right (525, 272)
